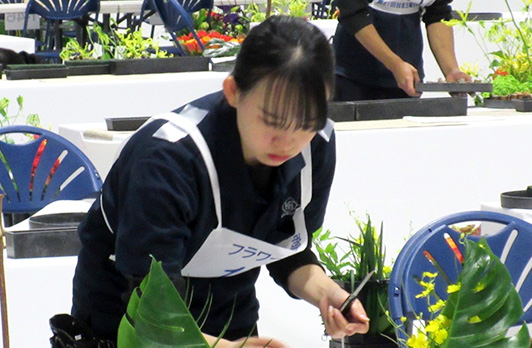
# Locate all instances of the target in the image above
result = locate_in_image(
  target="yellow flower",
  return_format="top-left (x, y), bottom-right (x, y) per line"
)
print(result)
top-left (447, 283), bottom-right (461, 294)
top-left (422, 272), bottom-right (438, 278)
top-left (416, 281), bottom-right (435, 298)
top-left (429, 299), bottom-right (446, 313)
top-left (401, 316), bottom-right (407, 323)
top-left (406, 333), bottom-right (429, 348)
top-left (433, 328), bottom-right (449, 344)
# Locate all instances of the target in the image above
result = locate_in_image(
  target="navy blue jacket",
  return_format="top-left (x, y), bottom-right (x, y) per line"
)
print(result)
top-left (72, 91), bottom-right (336, 340)
top-left (334, 0), bottom-right (453, 88)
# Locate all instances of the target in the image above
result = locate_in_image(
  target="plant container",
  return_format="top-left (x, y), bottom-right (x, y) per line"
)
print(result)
top-left (512, 99), bottom-right (532, 112)
top-left (327, 97), bottom-right (467, 122)
top-left (5, 212), bottom-right (86, 258)
top-left (105, 116), bottom-right (150, 131)
top-left (483, 98), bottom-right (517, 109)
top-left (500, 186), bottom-right (532, 209)
top-left (65, 59), bottom-right (111, 76)
top-left (109, 56), bottom-right (210, 75)
top-left (329, 280), bottom-right (397, 348)
top-left (4, 63), bottom-right (68, 80)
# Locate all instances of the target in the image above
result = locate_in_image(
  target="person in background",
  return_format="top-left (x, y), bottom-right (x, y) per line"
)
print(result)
top-left (69, 15), bottom-right (369, 348)
top-left (333, 0), bottom-right (471, 101)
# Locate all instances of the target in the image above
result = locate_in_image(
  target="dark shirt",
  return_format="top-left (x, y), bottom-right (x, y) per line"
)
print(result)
top-left (72, 91), bottom-right (336, 340)
top-left (334, 0), bottom-right (453, 88)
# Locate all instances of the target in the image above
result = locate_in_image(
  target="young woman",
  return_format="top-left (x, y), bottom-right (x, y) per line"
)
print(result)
top-left (71, 15), bottom-right (369, 347)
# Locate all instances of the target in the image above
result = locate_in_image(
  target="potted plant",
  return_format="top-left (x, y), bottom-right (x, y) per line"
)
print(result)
top-left (313, 212), bottom-right (396, 348)
top-left (445, 0), bottom-right (532, 109)
top-left (60, 23), bottom-right (210, 76)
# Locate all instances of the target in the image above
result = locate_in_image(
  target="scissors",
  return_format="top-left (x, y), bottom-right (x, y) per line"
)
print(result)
top-left (339, 270), bottom-right (375, 317)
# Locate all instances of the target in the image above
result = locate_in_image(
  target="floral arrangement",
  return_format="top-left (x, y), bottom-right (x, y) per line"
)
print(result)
top-left (445, 0), bottom-right (532, 98)
top-left (392, 237), bottom-right (530, 348)
top-left (176, 30), bottom-right (244, 57)
top-left (313, 212), bottom-right (395, 339)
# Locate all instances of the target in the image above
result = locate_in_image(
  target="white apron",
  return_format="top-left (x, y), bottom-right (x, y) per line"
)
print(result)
top-left (153, 111), bottom-right (313, 278)
top-left (369, 0), bottom-right (436, 15)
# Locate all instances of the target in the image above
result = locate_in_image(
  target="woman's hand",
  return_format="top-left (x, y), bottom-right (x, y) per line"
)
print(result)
top-left (319, 290), bottom-right (370, 339)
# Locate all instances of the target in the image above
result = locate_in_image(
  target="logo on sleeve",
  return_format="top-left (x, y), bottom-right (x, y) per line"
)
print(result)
top-left (281, 197), bottom-right (299, 218)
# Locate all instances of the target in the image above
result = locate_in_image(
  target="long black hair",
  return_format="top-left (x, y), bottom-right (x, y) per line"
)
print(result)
top-left (232, 15), bottom-right (334, 131)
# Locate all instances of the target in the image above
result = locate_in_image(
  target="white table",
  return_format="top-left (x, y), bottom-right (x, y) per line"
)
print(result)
top-left (0, 71), bottom-right (228, 132)
top-left (0, 34), bottom-right (35, 53)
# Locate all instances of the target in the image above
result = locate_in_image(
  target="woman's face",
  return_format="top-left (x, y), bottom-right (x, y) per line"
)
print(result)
top-left (224, 77), bottom-right (317, 167)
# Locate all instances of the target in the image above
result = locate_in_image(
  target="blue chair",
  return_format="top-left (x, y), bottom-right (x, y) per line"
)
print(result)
top-left (312, 0), bottom-right (336, 19)
top-left (137, 0), bottom-right (213, 55)
top-left (388, 211), bottom-right (532, 347)
top-left (0, 125), bottom-right (102, 215)
top-left (22, 0), bottom-right (100, 58)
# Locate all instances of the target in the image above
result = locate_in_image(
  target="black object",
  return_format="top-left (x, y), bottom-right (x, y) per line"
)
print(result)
top-left (65, 60), bottom-right (111, 76)
top-left (483, 98), bottom-right (516, 109)
top-left (105, 117), bottom-right (150, 131)
top-left (29, 212), bottom-right (86, 229)
top-left (49, 314), bottom-right (115, 348)
top-left (4, 64), bottom-right (68, 80)
top-left (5, 212), bottom-right (86, 258)
top-left (501, 186), bottom-right (532, 209)
top-left (109, 56), bottom-right (210, 75)
top-left (513, 99), bottom-right (532, 112)
top-left (415, 82), bottom-right (492, 93)
top-left (327, 97), bottom-right (468, 121)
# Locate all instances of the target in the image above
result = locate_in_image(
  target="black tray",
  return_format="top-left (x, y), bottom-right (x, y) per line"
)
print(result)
top-left (500, 187), bottom-right (532, 209)
top-left (65, 60), bottom-right (111, 76)
top-left (483, 98), bottom-right (516, 109)
top-left (4, 64), bottom-right (68, 80)
top-left (327, 97), bottom-right (468, 121)
top-left (513, 99), bottom-right (532, 112)
top-left (109, 57), bottom-right (210, 75)
top-left (415, 82), bottom-right (493, 93)
top-left (105, 116), bottom-right (150, 131)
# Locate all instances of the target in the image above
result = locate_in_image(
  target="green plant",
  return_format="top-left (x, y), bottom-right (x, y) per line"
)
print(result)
top-left (118, 256), bottom-right (263, 348)
top-left (313, 212), bottom-right (394, 337)
top-left (0, 96), bottom-right (40, 144)
top-left (389, 238), bottom-right (530, 348)
top-left (445, 0), bottom-right (532, 97)
top-left (60, 23), bottom-right (172, 61)
top-left (117, 257), bottom-right (210, 348)
top-left (245, 0), bottom-right (311, 22)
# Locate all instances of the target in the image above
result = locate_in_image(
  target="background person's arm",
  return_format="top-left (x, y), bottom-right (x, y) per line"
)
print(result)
top-left (426, 21), bottom-right (471, 83)
top-left (337, 0), bottom-right (420, 96)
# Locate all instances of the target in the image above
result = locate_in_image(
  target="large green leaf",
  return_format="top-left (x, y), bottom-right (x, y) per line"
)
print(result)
top-left (117, 257), bottom-right (210, 348)
top-left (441, 238), bottom-right (530, 348)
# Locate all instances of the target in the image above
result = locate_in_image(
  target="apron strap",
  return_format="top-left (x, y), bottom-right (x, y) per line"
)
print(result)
top-left (300, 145), bottom-right (312, 208)
top-left (153, 111), bottom-right (223, 228)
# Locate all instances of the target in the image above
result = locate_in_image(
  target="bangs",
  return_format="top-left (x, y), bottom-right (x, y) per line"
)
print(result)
top-left (261, 71), bottom-right (328, 132)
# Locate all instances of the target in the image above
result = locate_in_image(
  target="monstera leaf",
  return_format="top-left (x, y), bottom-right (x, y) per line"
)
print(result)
top-left (441, 238), bottom-right (530, 348)
top-left (117, 257), bottom-right (210, 348)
